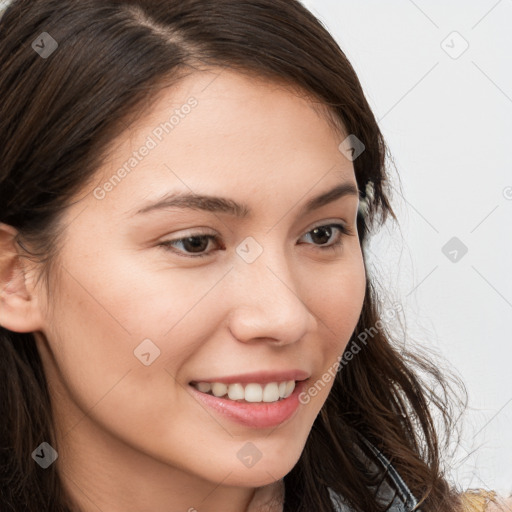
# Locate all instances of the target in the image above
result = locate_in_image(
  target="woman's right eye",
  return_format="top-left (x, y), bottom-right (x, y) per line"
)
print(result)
top-left (158, 234), bottom-right (221, 259)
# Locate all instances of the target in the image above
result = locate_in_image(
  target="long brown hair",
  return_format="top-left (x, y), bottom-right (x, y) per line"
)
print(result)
top-left (0, 1), bottom-right (467, 510)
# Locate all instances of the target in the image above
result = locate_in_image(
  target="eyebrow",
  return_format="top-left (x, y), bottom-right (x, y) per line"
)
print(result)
top-left (132, 181), bottom-right (360, 219)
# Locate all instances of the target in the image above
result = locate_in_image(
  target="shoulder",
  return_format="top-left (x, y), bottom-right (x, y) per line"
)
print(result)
top-left (460, 489), bottom-right (512, 512)
top-left (329, 437), bottom-right (420, 511)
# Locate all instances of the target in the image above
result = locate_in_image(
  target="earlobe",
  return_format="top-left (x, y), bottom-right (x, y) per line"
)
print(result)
top-left (0, 223), bottom-right (45, 333)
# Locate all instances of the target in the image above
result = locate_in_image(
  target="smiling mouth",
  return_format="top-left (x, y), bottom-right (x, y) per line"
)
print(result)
top-left (189, 380), bottom-right (297, 403)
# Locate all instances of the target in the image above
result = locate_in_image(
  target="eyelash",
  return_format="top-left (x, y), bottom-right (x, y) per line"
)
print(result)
top-left (158, 223), bottom-right (352, 259)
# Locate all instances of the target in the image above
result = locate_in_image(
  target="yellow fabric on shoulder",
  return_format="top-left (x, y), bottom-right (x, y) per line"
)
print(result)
top-left (460, 489), bottom-right (499, 512)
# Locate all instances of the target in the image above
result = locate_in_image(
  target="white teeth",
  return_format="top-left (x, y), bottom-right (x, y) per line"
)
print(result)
top-left (263, 382), bottom-right (280, 402)
top-left (227, 383), bottom-right (245, 400)
top-left (283, 380), bottom-right (295, 398)
top-left (244, 383), bottom-right (263, 402)
top-left (193, 380), bottom-right (296, 403)
top-left (196, 382), bottom-right (211, 393)
top-left (211, 382), bottom-right (228, 397)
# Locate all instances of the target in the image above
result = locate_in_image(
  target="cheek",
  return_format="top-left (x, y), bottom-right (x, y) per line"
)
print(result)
top-left (310, 252), bottom-right (366, 343)
top-left (42, 246), bottom-right (230, 414)
top-left (40, 273), bottom-right (142, 418)
top-left (299, 254), bottom-right (366, 406)
top-left (41, 264), bottom-right (220, 471)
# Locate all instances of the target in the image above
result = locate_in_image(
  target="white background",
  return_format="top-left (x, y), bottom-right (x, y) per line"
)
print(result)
top-left (301, 0), bottom-right (512, 496)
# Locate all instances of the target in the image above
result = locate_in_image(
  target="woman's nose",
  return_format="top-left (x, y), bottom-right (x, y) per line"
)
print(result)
top-left (226, 244), bottom-right (318, 346)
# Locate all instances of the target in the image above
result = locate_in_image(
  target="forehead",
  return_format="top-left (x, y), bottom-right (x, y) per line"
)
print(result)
top-left (87, 68), bottom-right (354, 213)
top-left (104, 66), bottom-right (346, 157)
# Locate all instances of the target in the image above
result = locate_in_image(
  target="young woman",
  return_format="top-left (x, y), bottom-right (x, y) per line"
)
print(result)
top-left (0, 1), bottom-right (506, 511)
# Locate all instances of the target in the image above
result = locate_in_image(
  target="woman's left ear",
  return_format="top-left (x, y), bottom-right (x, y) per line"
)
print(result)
top-left (0, 223), bottom-right (45, 333)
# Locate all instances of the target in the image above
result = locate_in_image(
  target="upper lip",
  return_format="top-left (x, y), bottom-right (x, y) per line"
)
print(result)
top-left (189, 369), bottom-right (310, 385)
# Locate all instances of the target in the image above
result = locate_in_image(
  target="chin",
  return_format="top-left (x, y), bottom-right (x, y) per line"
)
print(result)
top-left (223, 447), bottom-right (302, 487)
top-left (220, 466), bottom-right (289, 488)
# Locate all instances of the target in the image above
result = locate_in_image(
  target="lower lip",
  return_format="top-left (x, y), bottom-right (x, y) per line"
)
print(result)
top-left (188, 380), bottom-right (307, 429)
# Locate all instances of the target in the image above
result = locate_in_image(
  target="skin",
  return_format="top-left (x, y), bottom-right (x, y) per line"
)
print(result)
top-left (0, 68), bottom-right (366, 512)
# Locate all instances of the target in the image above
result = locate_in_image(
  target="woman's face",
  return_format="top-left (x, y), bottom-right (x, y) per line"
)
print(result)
top-left (34, 68), bottom-right (366, 491)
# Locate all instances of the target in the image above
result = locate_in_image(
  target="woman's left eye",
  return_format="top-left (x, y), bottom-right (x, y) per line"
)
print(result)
top-left (158, 223), bottom-right (351, 259)
top-left (299, 223), bottom-right (350, 252)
